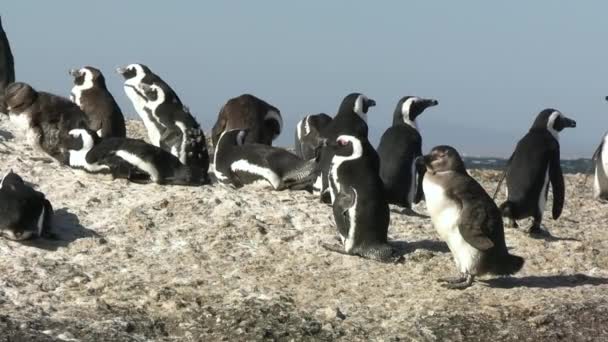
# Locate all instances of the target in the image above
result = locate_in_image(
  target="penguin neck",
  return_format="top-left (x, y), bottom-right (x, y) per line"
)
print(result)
top-left (402, 117), bottom-right (418, 131)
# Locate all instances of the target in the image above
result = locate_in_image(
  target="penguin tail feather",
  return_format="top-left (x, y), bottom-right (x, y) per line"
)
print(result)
top-left (282, 159), bottom-right (321, 189)
top-left (492, 254), bottom-right (524, 275)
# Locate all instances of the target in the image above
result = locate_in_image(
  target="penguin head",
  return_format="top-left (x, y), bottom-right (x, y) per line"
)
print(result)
top-left (116, 63), bottom-right (150, 81)
top-left (338, 93), bottom-right (376, 122)
top-left (139, 83), bottom-right (166, 105)
top-left (66, 128), bottom-right (101, 153)
top-left (69, 66), bottom-right (105, 89)
top-left (531, 109), bottom-right (576, 139)
top-left (0, 169), bottom-right (24, 190)
top-left (330, 135), bottom-right (364, 159)
top-left (4, 82), bottom-right (38, 113)
top-left (394, 96), bottom-right (439, 127)
top-left (420, 145), bottom-right (467, 174)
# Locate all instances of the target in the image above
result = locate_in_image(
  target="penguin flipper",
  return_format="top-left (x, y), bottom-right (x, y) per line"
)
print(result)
top-left (451, 178), bottom-right (495, 251)
top-left (549, 148), bottom-right (565, 220)
top-left (414, 158), bottom-right (425, 204)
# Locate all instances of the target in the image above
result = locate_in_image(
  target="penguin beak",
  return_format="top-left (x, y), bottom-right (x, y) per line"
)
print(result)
top-left (605, 96), bottom-right (608, 102)
top-left (415, 156), bottom-right (426, 168)
top-left (116, 66), bottom-right (127, 75)
top-left (367, 99), bottom-right (376, 107)
top-left (425, 99), bottom-right (439, 107)
top-left (563, 117), bottom-right (577, 128)
top-left (68, 69), bottom-right (82, 78)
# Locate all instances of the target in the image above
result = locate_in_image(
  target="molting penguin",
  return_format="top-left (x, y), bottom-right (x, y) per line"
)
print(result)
top-left (4, 82), bottom-right (90, 163)
top-left (213, 129), bottom-right (319, 190)
top-left (66, 129), bottom-right (209, 186)
top-left (377, 96), bottom-right (438, 214)
top-left (320, 134), bottom-right (398, 262)
top-left (0, 170), bottom-right (53, 241)
top-left (138, 83), bottom-right (209, 171)
top-left (294, 113), bottom-right (332, 160)
top-left (116, 63), bottom-right (182, 146)
top-left (0, 16), bottom-right (15, 113)
top-left (496, 109), bottom-right (576, 234)
top-left (315, 93), bottom-right (377, 203)
top-left (211, 94), bottom-right (282, 147)
top-left (421, 146), bottom-right (524, 289)
top-left (69, 66), bottom-right (126, 138)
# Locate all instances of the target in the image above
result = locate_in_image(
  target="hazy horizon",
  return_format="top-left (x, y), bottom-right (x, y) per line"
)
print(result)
top-left (3, 2), bottom-right (607, 158)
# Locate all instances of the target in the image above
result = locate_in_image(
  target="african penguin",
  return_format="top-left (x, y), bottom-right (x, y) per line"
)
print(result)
top-left (116, 63), bottom-right (181, 146)
top-left (69, 66), bottom-right (126, 138)
top-left (315, 93), bottom-right (377, 203)
top-left (320, 134), bottom-right (398, 262)
top-left (4, 82), bottom-right (90, 163)
top-left (211, 94), bottom-right (282, 147)
top-left (213, 129), bottom-right (319, 191)
top-left (0, 16), bottom-right (15, 114)
top-left (0, 170), bottom-right (53, 241)
top-left (377, 96), bottom-right (438, 214)
top-left (294, 113), bottom-right (332, 160)
top-left (421, 146), bottom-right (524, 289)
top-left (138, 82), bottom-right (210, 172)
top-left (592, 131), bottom-right (608, 201)
top-left (497, 109), bottom-right (576, 234)
top-left (66, 129), bottom-right (209, 186)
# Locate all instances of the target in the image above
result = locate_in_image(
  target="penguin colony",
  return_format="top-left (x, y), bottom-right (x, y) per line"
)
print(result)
top-left (0, 16), bottom-right (603, 290)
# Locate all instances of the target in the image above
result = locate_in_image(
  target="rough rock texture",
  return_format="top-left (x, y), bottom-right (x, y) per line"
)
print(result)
top-left (0, 117), bottom-right (607, 341)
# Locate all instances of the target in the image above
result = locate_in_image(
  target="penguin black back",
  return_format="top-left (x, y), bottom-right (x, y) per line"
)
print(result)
top-left (294, 113), bottom-right (332, 160)
top-left (0, 16), bottom-right (15, 100)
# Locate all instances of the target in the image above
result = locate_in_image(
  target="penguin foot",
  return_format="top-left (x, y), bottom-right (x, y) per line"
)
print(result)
top-left (321, 242), bottom-right (349, 255)
top-left (505, 218), bottom-right (519, 229)
top-left (439, 274), bottom-right (474, 289)
top-left (527, 224), bottom-right (543, 235)
top-left (437, 274), bottom-right (467, 284)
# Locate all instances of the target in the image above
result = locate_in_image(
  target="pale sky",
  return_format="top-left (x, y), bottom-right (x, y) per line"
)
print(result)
top-left (3, 1), bottom-right (607, 157)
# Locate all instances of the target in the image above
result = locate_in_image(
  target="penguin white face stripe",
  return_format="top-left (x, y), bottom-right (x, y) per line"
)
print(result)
top-left (304, 116), bottom-right (311, 135)
top-left (115, 150), bottom-right (160, 182)
top-left (70, 68), bottom-right (94, 106)
top-left (142, 84), bottom-right (166, 111)
top-left (353, 95), bottom-right (368, 123)
top-left (213, 130), bottom-right (231, 181)
top-left (230, 159), bottom-right (281, 189)
top-left (329, 135), bottom-right (363, 202)
top-left (547, 110), bottom-right (561, 141)
top-left (401, 97), bottom-right (420, 130)
top-left (264, 110), bottom-right (283, 138)
top-left (344, 188), bottom-right (358, 252)
top-left (124, 64), bottom-right (145, 86)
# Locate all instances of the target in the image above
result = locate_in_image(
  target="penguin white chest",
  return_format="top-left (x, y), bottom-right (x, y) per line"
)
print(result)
top-left (538, 168), bottom-right (550, 215)
top-left (124, 85), bottom-right (161, 146)
top-left (70, 86), bottom-right (83, 106)
top-left (423, 177), bottom-right (481, 274)
top-left (594, 137), bottom-right (608, 197)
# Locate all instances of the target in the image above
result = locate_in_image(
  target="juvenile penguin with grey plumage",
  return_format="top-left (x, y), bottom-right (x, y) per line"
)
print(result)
top-left (69, 66), bottom-right (126, 138)
top-left (321, 134), bottom-right (398, 262)
top-left (421, 145), bottom-right (524, 289)
top-left (0, 15), bottom-right (15, 113)
top-left (591, 97), bottom-right (608, 201)
top-left (378, 96), bottom-right (438, 214)
top-left (117, 63), bottom-right (181, 146)
top-left (138, 82), bottom-right (209, 172)
top-left (211, 94), bottom-right (282, 147)
top-left (66, 128), bottom-right (209, 186)
top-left (314, 93), bottom-right (377, 203)
top-left (4, 82), bottom-right (90, 163)
top-left (294, 113), bottom-right (332, 160)
top-left (496, 109), bottom-right (576, 234)
top-left (213, 129), bottom-right (319, 190)
top-left (0, 170), bottom-right (53, 241)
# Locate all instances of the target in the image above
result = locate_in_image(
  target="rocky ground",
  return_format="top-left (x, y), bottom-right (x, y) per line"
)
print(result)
top-left (0, 118), bottom-right (607, 341)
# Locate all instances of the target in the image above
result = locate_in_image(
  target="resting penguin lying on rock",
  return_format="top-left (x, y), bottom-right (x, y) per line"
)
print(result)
top-left (0, 170), bottom-right (53, 241)
top-left (65, 129), bottom-right (209, 186)
top-left (213, 129), bottom-right (319, 190)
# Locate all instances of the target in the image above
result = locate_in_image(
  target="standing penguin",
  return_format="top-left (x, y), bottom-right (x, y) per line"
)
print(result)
top-left (213, 129), bottom-right (319, 190)
top-left (0, 15), bottom-right (15, 113)
top-left (137, 83), bottom-right (209, 171)
top-left (66, 129), bottom-right (209, 186)
top-left (497, 109), bottom-right (576, 234)
top-left (591, 131), bottom-right (608, 201)
top-left (294, 113), bottom-right (332, 160)
top-left (116, 63), bottom-right (181, 146)
top-left (321, 134), bottom-right (397, 262)
top-left (377, 96), bottom-right (438, 214)
top-left (421, 145), bottom-right (524, 289)
top-left (69, 66), bottom-right (126, 138)
top-left (211, 94), bottom-right (282, 147)
top-left (0, 170), bottom-right (53, 241)
top-left (4, 82), bottom-right (90, 163)
top-left (315, 93), bottom-right (377, 203)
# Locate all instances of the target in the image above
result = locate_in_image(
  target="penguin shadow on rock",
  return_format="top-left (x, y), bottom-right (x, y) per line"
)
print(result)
top-left (482, 273), bottom-right (608, 289)
top-left (21, 208), bottom-right (99, 251)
